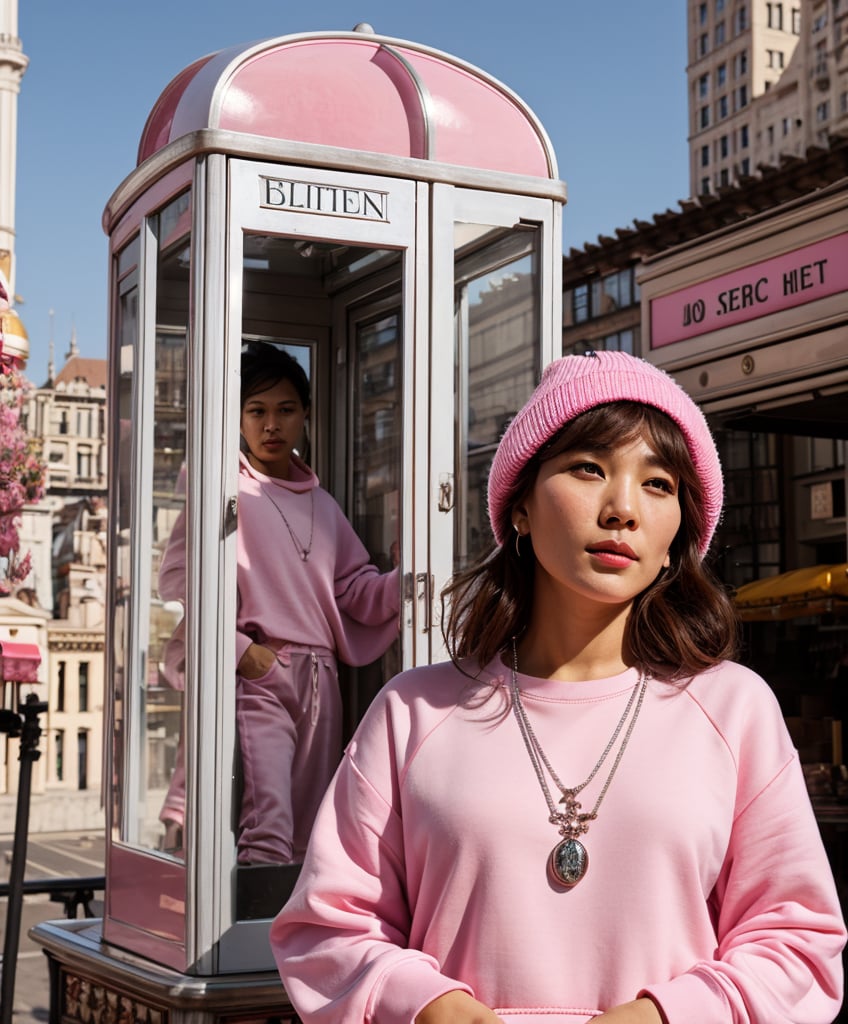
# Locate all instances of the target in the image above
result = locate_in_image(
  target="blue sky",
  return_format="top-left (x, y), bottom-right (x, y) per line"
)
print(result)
top-left (14, 1), bottom-right (689, 385)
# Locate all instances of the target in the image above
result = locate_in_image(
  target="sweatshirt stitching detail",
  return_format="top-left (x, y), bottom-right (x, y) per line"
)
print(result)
top-left (397, 700), bottom-right (466, 792)
top-left (732, 750), bottom-right (797, 823)
top-left (679, 685), bottom-right (797, 821)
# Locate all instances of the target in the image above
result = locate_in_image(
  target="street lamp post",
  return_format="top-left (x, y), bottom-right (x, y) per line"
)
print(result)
top-left (0, 692), bottom-right (47, 1024)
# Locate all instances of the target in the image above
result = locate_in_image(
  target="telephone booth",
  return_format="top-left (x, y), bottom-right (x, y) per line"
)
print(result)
top-left (32, 25), bottom-right (565, 1019)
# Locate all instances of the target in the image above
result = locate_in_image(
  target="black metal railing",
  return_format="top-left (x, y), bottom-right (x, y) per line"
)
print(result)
top-left (0, 874), bottom-right (105, 919)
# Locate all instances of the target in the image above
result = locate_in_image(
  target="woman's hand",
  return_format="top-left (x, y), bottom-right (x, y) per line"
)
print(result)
top-left (415, 991), bottom-right (505, 1024)
top-left (237, 642), bottom-right (277, 679)
top-left (592, 997), bottom-right (664, 1023)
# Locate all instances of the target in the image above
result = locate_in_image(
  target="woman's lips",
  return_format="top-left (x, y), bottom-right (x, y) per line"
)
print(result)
top-left (586, 541), bottom-right (637, 568)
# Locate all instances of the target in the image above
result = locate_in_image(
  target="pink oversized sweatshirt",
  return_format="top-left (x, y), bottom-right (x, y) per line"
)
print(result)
top-left (160, 453), bottom-right (400, 670)
top-left (234, 453), bottom-right (399, 666)
top-left (270, 657), bottom-right (847, 1024)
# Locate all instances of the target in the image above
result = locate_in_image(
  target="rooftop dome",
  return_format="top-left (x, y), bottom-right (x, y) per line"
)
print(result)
top-left (137, 28), bottom-right (557, 180)
top-left (0, 308), bottom-right (30, 366)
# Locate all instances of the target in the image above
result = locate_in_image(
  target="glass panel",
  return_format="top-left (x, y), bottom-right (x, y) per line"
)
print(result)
top-left (349, 311), bottom-right (402, 711)
top-left (454, 228), bottom-right (539, 570)
top-left (233, 235), bottom-right (402, 907)
top-left (141, 190), bottom-right (191, 855)
top-left (111, 236), bottom-right (139, 842)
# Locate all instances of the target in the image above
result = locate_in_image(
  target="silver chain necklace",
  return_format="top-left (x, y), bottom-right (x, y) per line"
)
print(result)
top-left (510, 638), bottom-right (647, 889)
top-left (262, 485), bottom-right (314, 561)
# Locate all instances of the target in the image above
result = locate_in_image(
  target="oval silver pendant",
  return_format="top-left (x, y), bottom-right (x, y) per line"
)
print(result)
top-left (549, 838), bottom-right (588, 888)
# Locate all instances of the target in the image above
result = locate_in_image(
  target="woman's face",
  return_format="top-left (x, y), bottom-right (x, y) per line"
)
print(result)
top-left (240, 378), bottom-right (308, 480)
top-left (515, 431), bottom-right (682, 612)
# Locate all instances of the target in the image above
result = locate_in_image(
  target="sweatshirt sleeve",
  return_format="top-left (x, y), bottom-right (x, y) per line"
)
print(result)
top-left (331, 503), bottom-right (400, 625)
top-left (270, 694), bottom-right (472, 1024)
top-left (641, 751), bottom-right (846, 1024)
top-left (158, 507), bottom-right (187, 604)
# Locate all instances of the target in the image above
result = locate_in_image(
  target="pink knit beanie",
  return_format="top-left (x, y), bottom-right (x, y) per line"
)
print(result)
top-left (487, 351), bottom-right (723, 559)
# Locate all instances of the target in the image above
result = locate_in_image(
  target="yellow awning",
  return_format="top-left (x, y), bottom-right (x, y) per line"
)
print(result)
top-left (733, 563), bottom-right (848, 621)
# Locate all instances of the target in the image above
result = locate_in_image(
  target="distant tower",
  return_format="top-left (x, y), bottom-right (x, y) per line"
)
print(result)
top-left (0, 0), bottom-right (29, 366)
top-left (65, 322), bottom-right (80, 362)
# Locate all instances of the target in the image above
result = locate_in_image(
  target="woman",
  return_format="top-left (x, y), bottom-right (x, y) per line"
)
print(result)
top-left (270, 351), bottom-right (845, 1023)
top-left (159, 343), bottom-right (399, 865)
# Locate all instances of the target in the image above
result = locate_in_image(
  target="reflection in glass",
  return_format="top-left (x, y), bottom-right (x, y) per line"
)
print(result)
top-left (111, 235), bottom-right (138, 843)
top-left (350, 312), bottom-right (402, 713)
top-left (454, 230), bottom-right (539, 570)
top-left (139, 190), bottom-right (191, 855)
top-left (150, 328), bottom-right (188, 855)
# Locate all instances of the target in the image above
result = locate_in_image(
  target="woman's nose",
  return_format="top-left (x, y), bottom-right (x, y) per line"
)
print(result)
top-left (601, 485), bottom-right (639, 529)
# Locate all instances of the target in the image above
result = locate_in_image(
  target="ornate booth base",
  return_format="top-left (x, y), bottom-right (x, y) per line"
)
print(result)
top-left (29, 919), bottom-right (297, 1024)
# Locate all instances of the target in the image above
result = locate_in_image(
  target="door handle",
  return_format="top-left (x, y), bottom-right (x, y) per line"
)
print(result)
top-left (415, 572), bottom-right (434, 634)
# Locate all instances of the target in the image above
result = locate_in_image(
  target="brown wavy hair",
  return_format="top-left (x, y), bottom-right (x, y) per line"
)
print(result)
top-left (442, 401), bottom-right (738, 682)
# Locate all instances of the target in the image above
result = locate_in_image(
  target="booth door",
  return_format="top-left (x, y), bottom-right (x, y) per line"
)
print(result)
top-left (226, 162), bottom-right (421, 685)
top-left (428, 185), bottom-right (561, 661)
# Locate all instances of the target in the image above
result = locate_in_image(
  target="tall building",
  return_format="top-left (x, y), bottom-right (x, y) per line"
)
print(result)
top-left (687, 0), bottom-right (848, 196)
top-left (0, 0), bottom-right (28, 365)
top-left (0, 352), bottom-right (108, 833)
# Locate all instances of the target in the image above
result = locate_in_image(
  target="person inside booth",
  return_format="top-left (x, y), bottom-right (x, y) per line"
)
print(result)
top-left (158, 342), bottom-right (400, 865)
top-left (271, 351), bottom-right (845, 1024)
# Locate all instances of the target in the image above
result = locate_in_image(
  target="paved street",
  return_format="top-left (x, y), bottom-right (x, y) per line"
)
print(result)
top-left (0, 831), bottom-right (105, 1024)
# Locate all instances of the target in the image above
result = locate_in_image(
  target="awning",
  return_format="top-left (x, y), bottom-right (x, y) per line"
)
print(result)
top-left (733, 563), bottom-right (848, 621)
top-left (0, 642), bottom-right (42, 683)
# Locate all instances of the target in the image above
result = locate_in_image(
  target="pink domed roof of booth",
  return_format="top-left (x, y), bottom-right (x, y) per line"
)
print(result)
top-left (137, 28), bottom-right (557, 179)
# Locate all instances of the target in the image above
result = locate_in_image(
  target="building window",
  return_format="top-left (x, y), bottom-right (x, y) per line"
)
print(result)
top-left (782, 116), bottom-right (791, 135)
top-left (77, 448), bottom-right (93, 480)
top-left (814, 40), bottom-right (828, 75)
top-left (720, 134), bottom-right (730, 157)
top-left (56, 729), bottom-right (64, 782)
top-left (700, 32), bottom-right (709, 56)
top-left (767, 49), bottom-right (785, 68)
top-left (717, 63), bottom-right (727, 86)
top-left (716, 0), bottom-right (725, 11)
top-left (78, 730), bottom-right (88, 791)
top-left (700, 105), bottom-right (711, 128)
top-left (701, 176), bottom-right (711, 195)
top-left (603, 330), bottom-right (636, 354)
top-left (740, 157), bottom-right (751, 175)
top-left (737, 84), bottom-right (748, 107)
top-left (57, 660), bottom-right (65, 712)
top-left (573, 284), bottom-right (589, 324)
top-left (701, 144), bottom-right (710, 166)
top-left (813, 11), bottom-right (828, 31)
top-left (715, 20), bottom-right (726, 43)
top-left (767, 123), bottom-right (775, 144)
top-left (736, 4), bottom-right (748, 31)
top-left (739, 124), bottom-right (749, 147)
top-left (718, 95), bottom-right (729, 118)
top-left (699, 2), bottom-right (708, 24)
top-left (816, 100), bottom-right (830, 122)
top-left (699, 73), bottom-right (709, 98)
top-left (767, 2), bottom-right (784, 30)
top-left (840, 90), bottom-right (848, 115)
top-left (736, 48), bottom-right (748, 75)
top-left (79, 661), bottom-right (89, 713)
top-left (601, 268), bottom-right (637, 312)
top-left (719, 167), bottom-right (730, 186)
top-left (792, 7), bottom-right (801, 33)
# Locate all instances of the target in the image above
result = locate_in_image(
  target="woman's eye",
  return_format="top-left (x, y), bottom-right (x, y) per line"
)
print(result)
top-left (646, 477), bottom-right (675, 493)
top-left (572, 461), bottom-right (603, 477)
